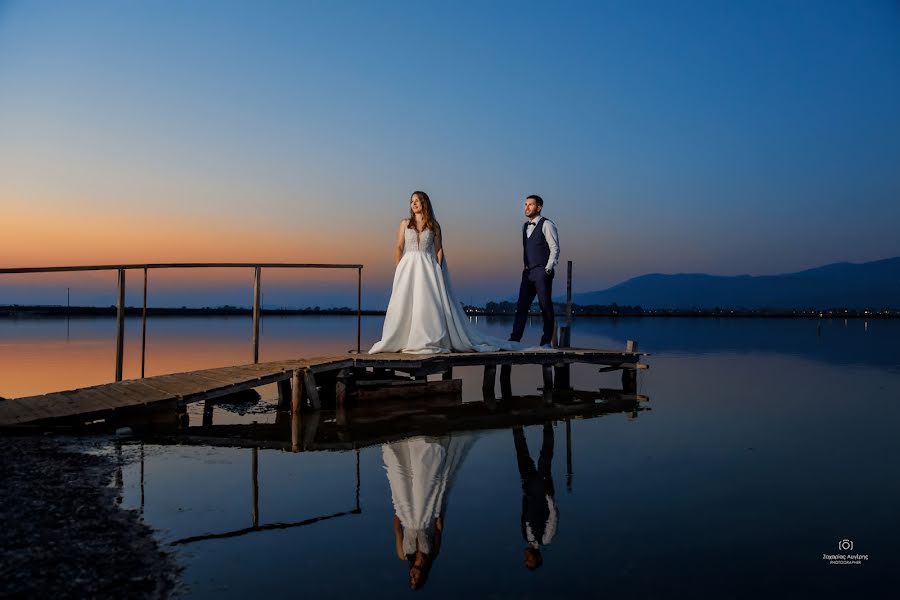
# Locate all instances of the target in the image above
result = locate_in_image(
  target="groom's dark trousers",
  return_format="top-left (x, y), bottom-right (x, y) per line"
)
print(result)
top-left (510, 266), bottom-right (555, 346)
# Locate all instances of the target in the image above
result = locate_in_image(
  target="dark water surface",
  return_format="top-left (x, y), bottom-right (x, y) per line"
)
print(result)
top-left (3, 316), bottom-right (899, 597)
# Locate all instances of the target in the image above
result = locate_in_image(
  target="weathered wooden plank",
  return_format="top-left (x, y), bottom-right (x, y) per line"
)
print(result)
top-left (116, 380), bottom-right (176, 402)
top-left (60, 387), bottom-right (128, 411)
top-left (357, 379), bottom-right (462, 402)
top-left (85, 382), bottom-right (164, 407)
top-left (20, 393), bottom-right (108, 421)
top-left (135, 374), bottom-right (212, 397)
top-left (0, 398), bottom-right (51, 424)
top-left (302, 369), bottom-right (321, 410)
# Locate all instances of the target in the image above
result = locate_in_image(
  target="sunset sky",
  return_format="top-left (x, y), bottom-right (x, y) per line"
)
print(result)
top-left (1, 0), bottom-right (899, 308)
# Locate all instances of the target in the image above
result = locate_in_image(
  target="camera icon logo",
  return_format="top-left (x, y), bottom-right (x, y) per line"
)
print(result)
top-left (838, 539), bottom-right (853, 551)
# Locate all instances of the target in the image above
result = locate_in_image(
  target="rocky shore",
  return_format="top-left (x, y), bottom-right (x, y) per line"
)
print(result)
top-left (0, 436), bottom-right (179, 599)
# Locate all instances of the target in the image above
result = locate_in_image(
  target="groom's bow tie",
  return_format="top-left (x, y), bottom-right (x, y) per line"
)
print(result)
top-left (526, 221), bottom-right (536, 227)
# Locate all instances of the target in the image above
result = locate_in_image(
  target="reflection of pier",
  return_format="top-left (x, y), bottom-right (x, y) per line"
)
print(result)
top-left (141, 384), bottom-right (647, 545)
top-left (0, 346), bottom-right (647, 427)
top-left (167, 447), bottom-right (362, 547)
top-left (127, 380), bottom-right (648, 547)
top-left (144, 384), bottom-right (649, 453)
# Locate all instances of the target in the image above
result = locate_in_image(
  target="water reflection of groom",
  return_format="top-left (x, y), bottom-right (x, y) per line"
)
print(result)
top-left (513, 423), bottom-right (558, 570)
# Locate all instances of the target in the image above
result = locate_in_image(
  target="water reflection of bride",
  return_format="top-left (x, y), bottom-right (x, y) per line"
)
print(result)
top-left (383, 434), bottom-right (476, 590)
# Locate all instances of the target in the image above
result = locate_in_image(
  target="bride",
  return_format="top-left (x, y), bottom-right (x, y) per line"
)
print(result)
top-left (369, 191), bottom-right (517, 354)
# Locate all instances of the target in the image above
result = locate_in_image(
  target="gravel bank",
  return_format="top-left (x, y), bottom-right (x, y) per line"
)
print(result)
top-left (0, 436), bottom-right (179, 599)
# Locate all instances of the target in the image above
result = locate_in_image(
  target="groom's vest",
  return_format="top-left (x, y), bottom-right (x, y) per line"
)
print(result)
top-left (523, 217), bottom-right (551, 269)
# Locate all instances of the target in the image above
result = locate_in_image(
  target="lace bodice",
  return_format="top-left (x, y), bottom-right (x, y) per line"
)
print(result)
top-left (404, 227), bottom-right (435, 256)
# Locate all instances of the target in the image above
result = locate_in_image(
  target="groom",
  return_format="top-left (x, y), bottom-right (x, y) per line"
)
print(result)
top-left (509, 195), bottom-right (560, 348)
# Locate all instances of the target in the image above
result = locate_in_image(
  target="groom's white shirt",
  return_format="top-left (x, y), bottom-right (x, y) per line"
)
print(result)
top-left (526, 216), bottom-right (560, 272)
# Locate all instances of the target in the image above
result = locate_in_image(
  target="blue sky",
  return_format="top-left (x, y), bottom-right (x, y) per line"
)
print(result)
top-left (1, 0), bottom-right (898, 308)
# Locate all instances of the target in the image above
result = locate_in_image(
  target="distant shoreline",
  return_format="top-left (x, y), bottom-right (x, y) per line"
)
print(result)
top-left (1, 305), bottom-right (897, 319)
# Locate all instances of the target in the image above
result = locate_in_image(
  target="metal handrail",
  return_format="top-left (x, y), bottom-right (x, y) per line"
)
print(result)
top-left (0, 262), bottom-right (364, 381)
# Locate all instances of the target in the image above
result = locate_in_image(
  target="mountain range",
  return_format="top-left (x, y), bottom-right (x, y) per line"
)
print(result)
top-left (567, 257), bottom-right (900, 310)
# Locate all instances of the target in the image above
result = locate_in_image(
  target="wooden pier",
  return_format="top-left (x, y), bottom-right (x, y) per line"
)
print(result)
top-left (0, 347), bottom-right (647, 428)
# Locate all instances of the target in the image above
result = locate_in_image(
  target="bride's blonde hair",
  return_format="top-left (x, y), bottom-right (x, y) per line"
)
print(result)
top-left (408, 191), bottom-right (438, 232)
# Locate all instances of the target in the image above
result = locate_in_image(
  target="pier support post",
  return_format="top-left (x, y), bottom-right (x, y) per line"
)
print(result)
top-left (291, 369), bottom-right (303, 414)
top-left (554, 364), bottom-right (571, 390)
top-left (302, 411), bottom-right (321, 450)
top-left (500, 364), bottom-right (512, 401)
top-left (541, 364), bottom-right (554, 404)
top-left (482, 364), bottom-right (498, 409)
top-left (482, 364), bottom-right (496, 395)
top-left (202, 399), bottom-right (213, 427)
top-left (277, 378), bottom-right (292, 411)
top-left (442, 367), bottom-right (454, 381)
top-left (623, 340), bottom-right (639, 393)
top-left (622, 368), bottom-right (637, 394)
top-left (335, 368), bottom-right (349, 408)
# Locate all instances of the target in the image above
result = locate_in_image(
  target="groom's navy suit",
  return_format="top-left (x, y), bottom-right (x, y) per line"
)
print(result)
top-left (510, 216), bottom-right (556, 346)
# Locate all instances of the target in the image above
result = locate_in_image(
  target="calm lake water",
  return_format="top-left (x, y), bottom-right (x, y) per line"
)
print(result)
top-left (2, 315), bottom-right (899, 597)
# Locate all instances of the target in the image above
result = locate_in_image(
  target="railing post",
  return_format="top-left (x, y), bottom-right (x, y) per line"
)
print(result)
top-left (252, 266), bottom-right (261, 364)
top-left (560, 260), bottom-right (573, 348)
top-left (115, 268), bottom-right (125, 382)
top-left (141, 268), bottom-right (148, 378)
top-left (357, 267), bottom-right (362, 353)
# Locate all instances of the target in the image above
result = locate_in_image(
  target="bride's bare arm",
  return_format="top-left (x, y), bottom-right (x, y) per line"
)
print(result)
top-left (434, 223), bottom-right (444, 266)
top-left (395, 220), bottom-right (408, 264)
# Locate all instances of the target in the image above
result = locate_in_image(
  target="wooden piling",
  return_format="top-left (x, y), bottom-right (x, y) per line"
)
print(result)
top-left (277, 379), bottom-right (292, 411)
top-left (554, 364), bottom-right (571, 390)
top-left (482, 364), bottom-right (496, 394)
top-left (202, 399), bottom-right (213, 427)
top-left (542, 364), bottom-right (554, 404)
top-left (500, 364), bottom-right (512, 400)
top-left (291, 369), bottom-right (302, 414)
top-left (303, 369), bottom-right (321, 410)
top-left (623, 340), bottom-right (639, 392)
top-left (335, 368), bottom-right (349, 408)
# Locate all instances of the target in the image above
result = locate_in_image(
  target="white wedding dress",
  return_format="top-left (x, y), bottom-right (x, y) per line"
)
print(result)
top-left (369, 227), bottom-right (519, 354)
